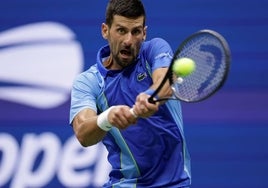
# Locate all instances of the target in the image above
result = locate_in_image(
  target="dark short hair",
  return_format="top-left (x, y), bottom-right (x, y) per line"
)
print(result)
top-left (105, 0), bottom-right (146, 27)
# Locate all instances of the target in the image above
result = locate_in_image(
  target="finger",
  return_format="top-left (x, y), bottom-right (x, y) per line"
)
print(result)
top-left (111, 107), bottom-right (137, 129)
top-left (129, 108), bottom-right (138, 118)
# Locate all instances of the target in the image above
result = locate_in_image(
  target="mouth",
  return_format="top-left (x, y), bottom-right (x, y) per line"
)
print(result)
top-left (120, 49), bottom-right (131, 58)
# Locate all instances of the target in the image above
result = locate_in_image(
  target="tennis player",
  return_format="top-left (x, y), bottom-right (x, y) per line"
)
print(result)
top-left (69, 0), bottom-right (191, 187)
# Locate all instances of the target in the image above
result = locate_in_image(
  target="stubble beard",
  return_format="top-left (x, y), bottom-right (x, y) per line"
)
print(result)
top-left (113, 48), bottom-right (136, 68)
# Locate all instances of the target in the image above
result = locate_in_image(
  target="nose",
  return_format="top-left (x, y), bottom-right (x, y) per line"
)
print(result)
top-left (123, 32), bottom-right (133, 46)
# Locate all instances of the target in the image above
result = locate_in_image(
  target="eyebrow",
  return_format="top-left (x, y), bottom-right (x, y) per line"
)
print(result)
top-left (115, 24), bottom-right (144, 30)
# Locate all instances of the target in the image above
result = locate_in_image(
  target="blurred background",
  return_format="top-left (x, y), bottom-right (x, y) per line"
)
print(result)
top-left (0, 0), bottom-right (267, 187)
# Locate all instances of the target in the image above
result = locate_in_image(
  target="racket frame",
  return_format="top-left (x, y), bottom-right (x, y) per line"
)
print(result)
top-left (148, 29), bottom-right (231, 103)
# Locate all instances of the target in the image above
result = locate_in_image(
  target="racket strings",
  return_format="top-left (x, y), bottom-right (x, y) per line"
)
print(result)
top-left (172, 33), bottom-right (228, 102)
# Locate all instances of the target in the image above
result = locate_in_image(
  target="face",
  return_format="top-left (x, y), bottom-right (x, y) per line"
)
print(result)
top-left (102, 15), bottom-right (147, 69)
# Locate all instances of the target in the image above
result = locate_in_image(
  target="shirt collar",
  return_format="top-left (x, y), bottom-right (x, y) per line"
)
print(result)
top-left (97, 45), bottom-right (110, 78)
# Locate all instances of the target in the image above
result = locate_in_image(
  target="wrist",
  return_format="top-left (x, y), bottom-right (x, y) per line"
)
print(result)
top-left (144, 88), bottom-right (159, 99)
top-left (97, 107), bottom-right (114, 131)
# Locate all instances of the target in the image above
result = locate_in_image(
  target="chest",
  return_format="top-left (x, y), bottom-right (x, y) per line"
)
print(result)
top-left (104, 61), bottom-right (152, 106)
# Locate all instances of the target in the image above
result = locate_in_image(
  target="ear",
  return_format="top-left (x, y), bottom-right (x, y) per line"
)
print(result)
top-left (102, 23), bottom-right (109, 39)
top-left (143, 26), bottom-right (148, 41)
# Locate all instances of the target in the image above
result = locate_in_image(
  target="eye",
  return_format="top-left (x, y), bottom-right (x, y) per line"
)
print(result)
top-left (132, 29), bottom-right (142, 36)
top-left (117, 28), bottom-right (126, 34)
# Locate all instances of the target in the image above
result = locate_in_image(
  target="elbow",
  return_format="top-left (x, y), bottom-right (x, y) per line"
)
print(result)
top-left (166, 88), bottom-right (173, 97)
top-left (76, 133), bottom-right (97, 147)
top-left (76, 132), bottom-right (101, 147)
top-left (72, 124), bottom-right (90, 147)
top-left (162, 87), bottom-right (173, 98)
top-left (77, 136), bottom-right (90, 147)
top-left (72, 119), bottom-right (104, 147)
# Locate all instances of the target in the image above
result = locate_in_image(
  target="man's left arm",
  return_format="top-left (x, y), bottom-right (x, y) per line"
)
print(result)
top-left (132, 67), bottom-right (172, 118)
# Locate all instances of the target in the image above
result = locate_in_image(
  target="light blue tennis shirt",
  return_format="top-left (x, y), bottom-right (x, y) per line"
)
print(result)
top-left (70, 38), bottom-right (191, 187)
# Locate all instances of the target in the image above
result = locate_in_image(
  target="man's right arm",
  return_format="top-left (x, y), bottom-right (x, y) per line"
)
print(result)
top-left (72, 108), bottom-right (106, 147)
top-left (72, 106), bottom-right (137, 147)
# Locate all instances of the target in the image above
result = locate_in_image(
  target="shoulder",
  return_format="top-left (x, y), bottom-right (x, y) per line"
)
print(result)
top-left (73, 64), bottom-right (103, 89)
top-left (143, 38), bottom-right (170, 48)
top-left (140, 38), bottom-right (173, 71)
top-left (75, 64), bottom-right (97, 81)
top-left (141, 38), bottom-right (172, 55)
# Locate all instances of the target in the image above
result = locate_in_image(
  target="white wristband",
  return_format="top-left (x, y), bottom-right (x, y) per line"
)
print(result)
top-left (97, 107), bottom-right (114, 131)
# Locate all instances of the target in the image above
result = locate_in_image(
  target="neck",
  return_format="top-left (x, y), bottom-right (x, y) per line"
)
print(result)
top-left (103, 55), bottom-right (113, 69)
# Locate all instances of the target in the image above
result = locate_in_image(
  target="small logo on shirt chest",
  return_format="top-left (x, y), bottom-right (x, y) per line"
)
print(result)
top-left (137, 72), bottom-right (147, 81)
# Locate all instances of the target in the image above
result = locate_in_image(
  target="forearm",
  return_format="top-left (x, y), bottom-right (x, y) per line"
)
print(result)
top-left (73, 114), bottom-right (107, 147)
top-left (73, 106), bottom-right (137, 147)
top-left (150, 67), bottom-right (172, 99)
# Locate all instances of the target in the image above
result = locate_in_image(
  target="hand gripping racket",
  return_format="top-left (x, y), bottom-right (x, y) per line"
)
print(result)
top-left (148, 29), bottom-right (231, 103)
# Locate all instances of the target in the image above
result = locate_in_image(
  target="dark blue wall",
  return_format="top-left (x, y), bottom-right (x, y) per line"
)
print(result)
top-left (0, 1), bottom-right (267, 187)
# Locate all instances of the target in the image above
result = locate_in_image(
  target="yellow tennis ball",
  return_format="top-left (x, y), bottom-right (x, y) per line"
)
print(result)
top-left (173, 57), bottom-right (196, 77)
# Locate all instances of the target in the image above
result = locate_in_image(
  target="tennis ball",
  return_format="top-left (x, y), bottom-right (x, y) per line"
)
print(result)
top-left (173, 57), bottom-right (196, 77)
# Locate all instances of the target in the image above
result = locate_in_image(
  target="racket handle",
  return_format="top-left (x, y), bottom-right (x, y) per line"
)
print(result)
top-left (129, 108), bottom-right (138, 118)
top-left (148, 97), bottom-right (156, 104)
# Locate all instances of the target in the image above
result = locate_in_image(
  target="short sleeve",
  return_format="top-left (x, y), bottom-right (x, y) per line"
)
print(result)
top-left (145, 38), bottom-right (173, 72)
top-left (69, 70), bottom-right (100, 124)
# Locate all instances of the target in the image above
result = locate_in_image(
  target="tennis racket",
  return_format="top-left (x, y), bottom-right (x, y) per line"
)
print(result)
top-left (148, 29), bottom-right (231, 103)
